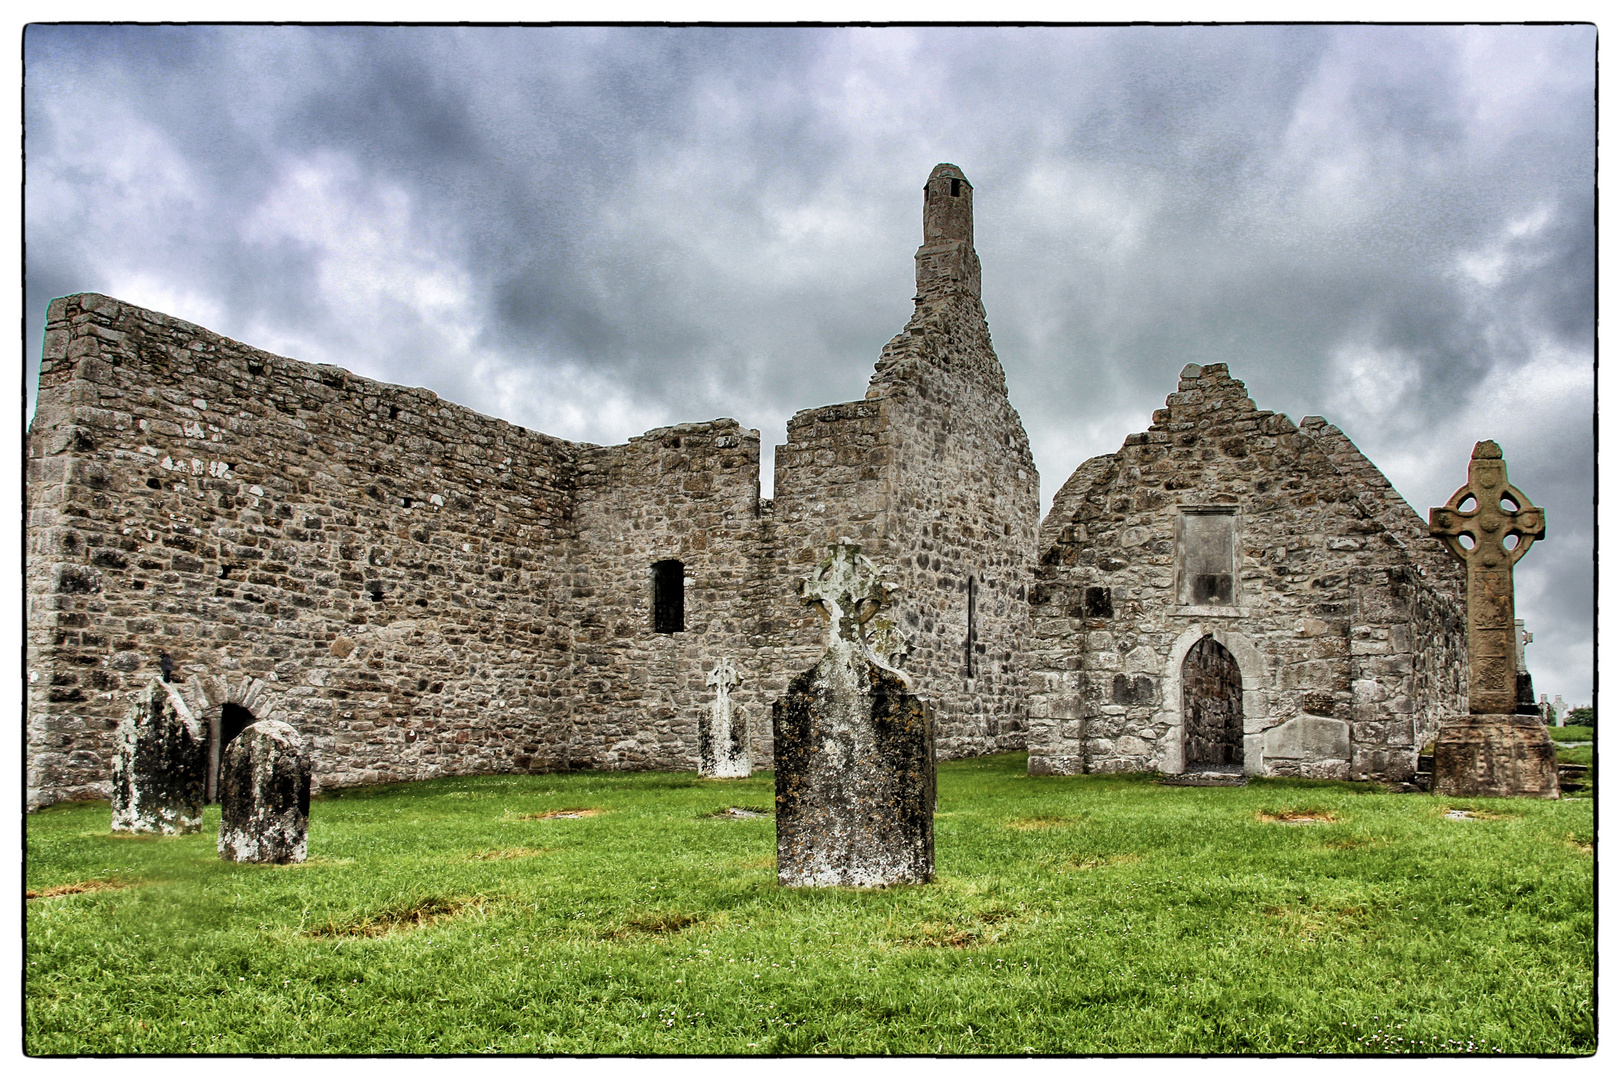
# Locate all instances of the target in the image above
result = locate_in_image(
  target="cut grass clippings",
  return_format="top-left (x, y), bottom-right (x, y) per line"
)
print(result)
top-left (26, 878), bottom-right (130, 900)
top-left (25, 753), bottom-right (1594, 1055)
top-left (1256, 810), bottom-right (1341, 825)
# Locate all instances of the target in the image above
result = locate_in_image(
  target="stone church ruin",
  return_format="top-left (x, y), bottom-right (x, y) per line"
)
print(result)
top-left (1027, 365), bottom-right (1468, 782)
top-left (26, 163), bottom-right (1470, 810)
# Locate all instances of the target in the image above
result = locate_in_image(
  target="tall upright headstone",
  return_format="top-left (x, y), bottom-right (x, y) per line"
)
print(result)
top-left (1427, 441), bottom-right (1559, 798)
top-left (774, 542), bottom-right (935, 887)
top-left (701, 657), bottom-right (751, 778)
top-left (111, 678), bottom-right (208, 834)
top-left (1514, 620), bottom-right (1537, 714)
top-left (218, 720), bottom-right (312, 863)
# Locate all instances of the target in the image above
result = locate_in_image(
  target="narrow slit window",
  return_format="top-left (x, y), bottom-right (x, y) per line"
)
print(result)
top-left (951, 178), bottom-right (961, 197)
top-left (965, 575), bottom-right (978, 677)
top-left (652, 559), bottom-right (685, 633)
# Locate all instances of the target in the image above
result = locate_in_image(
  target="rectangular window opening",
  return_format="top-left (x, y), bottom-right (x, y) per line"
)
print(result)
top-left (1178, 508), bottom-right (1238, 607)
top-left (652, 559), bottom-right (685, 633)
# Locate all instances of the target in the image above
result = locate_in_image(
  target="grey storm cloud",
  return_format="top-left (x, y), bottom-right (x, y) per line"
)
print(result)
top-left (22, 23), bottom-right (1595, 701)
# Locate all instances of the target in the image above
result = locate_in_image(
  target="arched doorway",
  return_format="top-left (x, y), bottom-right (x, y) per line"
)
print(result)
top-left (1181, 635), bottom-right (1243, 770)
top-left (207, 703), bottom-right (258, 802)
top-left (221, 702), bottom-right (255, 749)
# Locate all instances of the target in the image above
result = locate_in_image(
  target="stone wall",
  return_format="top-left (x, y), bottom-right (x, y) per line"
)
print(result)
top-left (568, 421), bottom-right (772, 770)
top-left (769, 397), bottom-right (895, 724)
top-left (27, 163), bottom-right (1041, 808)
top-left (24, 295), bottom-right (782, 807)
top-left (871, 293), bottom-right (1039, 757)
top-left (767, 163), bottom-right (1038, 759)
top-left (27, 293), bottom-right (587, 807)
top-left (1027, 363), bottom-right (1466, 782)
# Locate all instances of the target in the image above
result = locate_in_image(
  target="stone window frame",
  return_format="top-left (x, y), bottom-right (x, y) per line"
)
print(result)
top-left (1174, 504), bottom-right (1241, 610)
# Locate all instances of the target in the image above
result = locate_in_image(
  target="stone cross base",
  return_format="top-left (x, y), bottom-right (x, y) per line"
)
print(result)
top-left (1432, 715), bottom-right (1559, 799)
top-left (773, 654), bottom-right (936, 887)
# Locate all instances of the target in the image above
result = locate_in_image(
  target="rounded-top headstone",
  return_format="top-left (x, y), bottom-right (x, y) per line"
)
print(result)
top-left (217, 719), bottom-right (312, 864)
top-left (111, 678), bottom-right (207, 835)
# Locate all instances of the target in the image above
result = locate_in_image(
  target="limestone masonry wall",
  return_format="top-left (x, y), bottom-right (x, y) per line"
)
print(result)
top-left (872, 289), bottom-right (1039, 757)
top-left (27, 292), bottom-right (584, 807)
top-left (568, 421), bottom-right (772, 770)
top-left (27, 163), bottom-right (1042, 808)
top-left (766, 162), bottom-right (1039, 760)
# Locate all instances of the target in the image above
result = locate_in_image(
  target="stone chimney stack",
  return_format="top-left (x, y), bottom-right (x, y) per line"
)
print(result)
top-left (916, 163), bottom-right (981, 299)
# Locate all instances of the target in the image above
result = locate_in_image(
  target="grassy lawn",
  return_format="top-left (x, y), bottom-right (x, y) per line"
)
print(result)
top-left (1552, 725), bottom-right (1594, 743)
top-left (26, 753), bottom-right (1593, 1055)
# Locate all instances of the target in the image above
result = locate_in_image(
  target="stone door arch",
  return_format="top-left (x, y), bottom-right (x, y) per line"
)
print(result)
top-left (1181, 635), bottom-right (1243, 770)
top-left (172, 674), bottom-right (293, 802)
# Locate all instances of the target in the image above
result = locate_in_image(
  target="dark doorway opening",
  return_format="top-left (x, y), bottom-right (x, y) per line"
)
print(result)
top-left (652, 559), bottom-right (685, 634)
top-left (207, 703), bottom-right (258, 803)
top-left (1181, 636), bottom-right (1243, 771)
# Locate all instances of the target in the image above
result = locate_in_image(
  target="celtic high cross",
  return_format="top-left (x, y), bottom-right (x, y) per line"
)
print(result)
top-left (1428, 441), bottom-right (1546, 716)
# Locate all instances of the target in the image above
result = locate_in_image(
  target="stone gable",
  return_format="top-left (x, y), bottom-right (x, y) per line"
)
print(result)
top-left (1028, 362), bottom-right (1467, 782)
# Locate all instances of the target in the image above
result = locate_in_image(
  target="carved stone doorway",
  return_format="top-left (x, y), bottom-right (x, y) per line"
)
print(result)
top-left (1182, 635), bottom-right (1243, 770)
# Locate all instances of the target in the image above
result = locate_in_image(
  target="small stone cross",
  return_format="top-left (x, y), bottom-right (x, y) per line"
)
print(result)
top-left (706, 656), bottom-right (742, 695)
top-left (801, 540), bottom-right (900, 653)
top-left (1428, 441), bottom-right (1546, 716)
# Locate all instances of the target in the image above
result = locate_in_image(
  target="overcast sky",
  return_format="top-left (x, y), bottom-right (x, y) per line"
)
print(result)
top-left (22, 24), bottom-right (1595, 704)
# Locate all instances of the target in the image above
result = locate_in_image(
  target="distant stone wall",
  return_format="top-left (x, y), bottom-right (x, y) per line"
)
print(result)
top-left (871, 286), bottom-right (1039, 757)
top-left (769, 397), bottom-right (895, 718)
top-left (1027, 363), bottom-right (1466, 782)
top-left (766, 163), bottom-right (1039, 760)
top-left (568, 421), bottom-right (773, 770)
top-left (28, 169), bottom-right (1047, 809)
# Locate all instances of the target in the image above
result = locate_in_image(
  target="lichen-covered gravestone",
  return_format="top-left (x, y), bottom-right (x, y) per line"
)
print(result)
top-left (1427, 440), bottom-right (1559, 798)
top-left (111, 678), bottom-right (208, 834)
top-left (218, 720), bottom-right (313, 863)
top-left (773, 542), bottom-right (935, 887)
top-left (701, 657), bottom-right (751, 778)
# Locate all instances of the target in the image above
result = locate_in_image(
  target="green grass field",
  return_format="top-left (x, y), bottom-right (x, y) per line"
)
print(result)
top-left (26, 753), bottom-right (1594, 1055)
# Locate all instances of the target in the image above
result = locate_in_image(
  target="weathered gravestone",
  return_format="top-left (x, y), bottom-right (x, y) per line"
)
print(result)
top-left (1427, 441), bottom-right (1559, 798)
top-left (701, 657), bottom-right (751, 778)
top-left (111, 678), bottom-right (208, 834)
top-left (774, 542), bottom-right (935, 887)
top-left (218, 720), bottom-right (313, 863)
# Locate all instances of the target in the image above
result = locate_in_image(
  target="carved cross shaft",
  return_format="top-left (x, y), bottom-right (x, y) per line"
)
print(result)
top-left (1428, 440), bottom-right (1546, 715)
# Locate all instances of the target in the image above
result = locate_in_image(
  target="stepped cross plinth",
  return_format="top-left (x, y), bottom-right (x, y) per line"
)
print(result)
top-left (1426, 441), bottom-right (1558, 798)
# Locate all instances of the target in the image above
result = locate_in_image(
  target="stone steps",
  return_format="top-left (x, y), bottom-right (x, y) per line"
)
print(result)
top-left (1161, 769), bottom-right (1247, 787)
